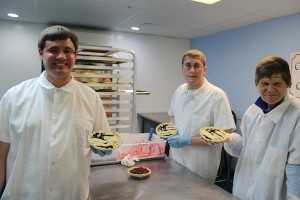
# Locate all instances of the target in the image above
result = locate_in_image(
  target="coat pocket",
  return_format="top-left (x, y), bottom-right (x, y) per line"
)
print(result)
top-left (260, 146), bottom-right (287, 177)
top-left (74, 119), bottom-right (93, 147)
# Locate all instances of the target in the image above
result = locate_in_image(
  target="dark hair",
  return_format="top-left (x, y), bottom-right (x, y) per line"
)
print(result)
top-left (38, 25), bottom-right (78, 51)
top-left (254, 56), bottom-right (291, 87)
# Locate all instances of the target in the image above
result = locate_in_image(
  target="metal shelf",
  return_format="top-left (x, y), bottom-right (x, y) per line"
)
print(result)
top-left (73, 45), bottom-right (137, 133)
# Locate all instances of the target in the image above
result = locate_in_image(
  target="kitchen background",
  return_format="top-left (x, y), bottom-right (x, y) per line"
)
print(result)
top-left (0, 12), bottom-right (300, 132)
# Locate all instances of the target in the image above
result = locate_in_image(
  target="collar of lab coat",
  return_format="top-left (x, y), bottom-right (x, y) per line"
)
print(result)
top-left (39, 71), bottom-right (75, 93)
top-left (183, 78), bottom-right (208, 100)
top-left (257, 92), bottom-right (291, 124)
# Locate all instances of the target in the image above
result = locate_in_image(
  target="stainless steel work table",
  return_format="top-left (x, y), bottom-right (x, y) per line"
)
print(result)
top-left (89, 157), bottom-right (238, 200)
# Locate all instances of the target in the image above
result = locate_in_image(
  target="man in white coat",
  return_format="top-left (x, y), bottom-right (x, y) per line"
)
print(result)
top-left (167, 49), bottom-right (236, 182)
top-left (0, 25), bottom-right (110, 200)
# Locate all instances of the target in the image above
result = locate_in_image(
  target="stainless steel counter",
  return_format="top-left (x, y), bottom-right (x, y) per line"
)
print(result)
top-left (89, 157), bottom-right (238, 200)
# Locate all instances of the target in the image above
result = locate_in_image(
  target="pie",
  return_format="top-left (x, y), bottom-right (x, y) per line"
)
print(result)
top-left (199, 127), bottom-right (228, 143)
top-left (128, 166), bottom-right (151, 179)
top-left (155, 123), bottom-right (177, 138)
top-left (88, 130), bottom-right (122, 151)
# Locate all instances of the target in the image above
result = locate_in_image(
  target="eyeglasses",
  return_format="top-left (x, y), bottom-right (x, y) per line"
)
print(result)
top-left (183, 63), bottom-right (203, 70)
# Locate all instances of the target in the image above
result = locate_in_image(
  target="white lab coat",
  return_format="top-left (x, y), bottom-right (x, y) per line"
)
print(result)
top-left (225, 93), bottom-right (300, 200)
top-left (168, 79), bottom-right (236, 182)
top-left (0, 72), bottom-right (110, 200)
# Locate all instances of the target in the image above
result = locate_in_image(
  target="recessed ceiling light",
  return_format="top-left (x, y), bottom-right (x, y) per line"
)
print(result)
top-left (191, 0), bottom-right (221, 5)
top-left (131, 26), bottom-right (140, 31)
top-left (7, 13), bottom-right (19, 18)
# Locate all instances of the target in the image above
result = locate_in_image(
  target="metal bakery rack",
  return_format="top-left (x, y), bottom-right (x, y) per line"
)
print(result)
top-left (73, 45), bottom-right (137, 133)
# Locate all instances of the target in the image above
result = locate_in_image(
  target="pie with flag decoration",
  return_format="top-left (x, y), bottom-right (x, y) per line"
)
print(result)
top-left (199, 127), bottom-right (228, 143)
top-left (88, 130), bottom-right (122, 151)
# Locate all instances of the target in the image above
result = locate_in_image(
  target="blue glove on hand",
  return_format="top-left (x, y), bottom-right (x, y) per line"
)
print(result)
top-left (167, 135), bottom-right (192, 148)
top-left (90, 145), bottom-right (112, 157)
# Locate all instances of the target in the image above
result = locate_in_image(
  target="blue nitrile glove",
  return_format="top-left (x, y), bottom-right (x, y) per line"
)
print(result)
top-left (167, 135), bottom-right (192, 148)
top-left (90, 145), bottom-right (112, 157)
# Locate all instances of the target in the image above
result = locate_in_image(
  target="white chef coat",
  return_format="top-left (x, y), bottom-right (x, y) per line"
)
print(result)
top-left (224, 93), bottom-right (300, 200)
top-left (168, 79), bottom-right (236, 182)
top-left (0, 72), bottom-right (110, 200)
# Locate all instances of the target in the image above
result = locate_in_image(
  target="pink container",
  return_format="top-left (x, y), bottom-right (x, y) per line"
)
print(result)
top-left (116, 133), bottom-right (166, 160)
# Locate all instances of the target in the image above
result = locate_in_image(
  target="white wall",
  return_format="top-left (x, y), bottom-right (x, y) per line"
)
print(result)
top-left (0, 21), bottom-right (47, 97)
top-left (191, 13), bottom-right (300, 121)
top-left (112, 32), bottom-right (188, 113)
top-left (0, 20), bottom-right (188, 116)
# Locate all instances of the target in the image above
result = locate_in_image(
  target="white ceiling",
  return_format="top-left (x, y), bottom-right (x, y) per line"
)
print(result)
top-left (0, 0), bottom-right (299, 39)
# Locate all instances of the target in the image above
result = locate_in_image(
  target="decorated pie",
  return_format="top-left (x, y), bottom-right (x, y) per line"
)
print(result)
top-left (88, 130), bottom-right (122, 151)
top-left (155, 123), bottom-right (177, 138)
top-left (199, 127), bottom-right (228, 143)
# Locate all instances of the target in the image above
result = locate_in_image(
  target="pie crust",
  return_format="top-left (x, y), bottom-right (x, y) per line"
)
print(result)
top-left (155, 123), bottom-right (177, 138)
top-left (199, 127), bottom-right (227, 143)
top-left (88, 130), bottom-right (122, 151)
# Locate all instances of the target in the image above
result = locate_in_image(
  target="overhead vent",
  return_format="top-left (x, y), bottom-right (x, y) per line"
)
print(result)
top-left (72, 28), bottom-right (113, 47)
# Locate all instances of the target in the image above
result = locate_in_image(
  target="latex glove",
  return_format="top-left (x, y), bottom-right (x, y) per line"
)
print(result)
top-left (224, 133), bottom-right (233, 143)
top-left (90, 145), bottom-right (112, 157)
top-left (167, 135), bottom-right (192, 148)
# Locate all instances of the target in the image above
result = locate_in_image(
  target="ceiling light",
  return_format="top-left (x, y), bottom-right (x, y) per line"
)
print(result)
top-left (131, 26), bottom-right (140, 31)
top-left (7, 13), bottom-right (19, 18)
top-left (191, 0), bottom-right (221, 5)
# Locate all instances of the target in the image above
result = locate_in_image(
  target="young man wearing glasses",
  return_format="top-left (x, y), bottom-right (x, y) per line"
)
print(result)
top-left (167, 49), bottom-right (236, 182)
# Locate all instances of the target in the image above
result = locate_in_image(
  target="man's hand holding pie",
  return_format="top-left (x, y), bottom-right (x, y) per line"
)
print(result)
top-left (167, 135), bottom-right (192, 148)
top-left (90, 145), bottom-right (112, 157)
